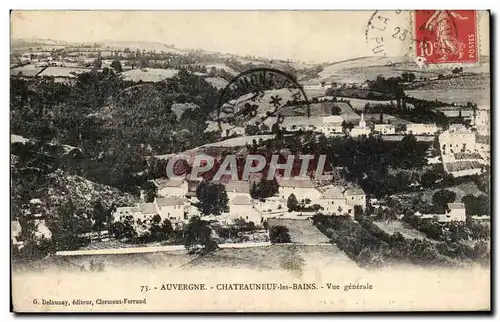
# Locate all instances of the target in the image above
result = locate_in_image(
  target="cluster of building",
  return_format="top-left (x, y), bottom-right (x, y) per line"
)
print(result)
top-left (415, 203), bottom-right (467, 223)
top-left (112, 177), bottom-right (367, 230)
top-left (439, 124), bottom-right (488, 177)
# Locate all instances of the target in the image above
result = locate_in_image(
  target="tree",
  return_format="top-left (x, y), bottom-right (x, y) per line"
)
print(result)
top-left (287, 194), bottom-right (298, 212)
top-left (48, 200), bottom-right (92, 251)
top-left (195, 181), bottom-right (229, 216)
top-left (354, 205), bottom-right (364, 221)
top-left (250, 178), bottom-right (279, 199)
top-left (432, 189), bottom-right (456, 211)
top-left (183, 216), bottom-right (218, 255)
top-left (401, 72), bottom-right (416, 82)
top-left (111, 60), bottom-right (123, 73)
top-left (149, 215), bottom-right (173, 241)
top-left (91, 201), bottom-right (113, 239)
top-left (462, 194), bottom-right (490, 217)
top-left (142, 181), bottom-right (158, 203)
top-left (269, 225), bottom-right (291, 244)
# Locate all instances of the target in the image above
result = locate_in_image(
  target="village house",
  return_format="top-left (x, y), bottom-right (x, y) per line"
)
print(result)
top-left (439, 124), bottom-right (476, 155)
top-left (321, 115), bottom-right (344, 135)
top-left (113, 195), bottom-right (190, 227)
top-left (155, 196), bottom-right (188, 223)
top-left (317, 186), bottom-right (354, 216)
top-left (473, 108), bottom-right (489, 136)
top-left (277, 178), bottom-right (322, 203)
top-left (415, 203), bottom-right (467, 223)
top-left (224, 194), bottom-right (262, 225)
top-left (222, 180), bottom-right (251, 198)
top-left (406, 123), bottom-right (438, 135)
top-left (154, 179), bottom-right (189, 197)
top-left (344, 188), bottom-right (367, 210)
top-left (374, 123), bottom-right (396, 135)
top-left (280, 116), bottom-right (323, 132)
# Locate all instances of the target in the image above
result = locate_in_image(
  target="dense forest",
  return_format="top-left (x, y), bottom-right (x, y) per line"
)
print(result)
top-left (10, 68), bottom-right (222, 195)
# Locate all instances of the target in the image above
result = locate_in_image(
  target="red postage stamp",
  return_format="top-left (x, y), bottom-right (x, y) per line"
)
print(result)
top-left (415, 10), bottom-right (478, 64)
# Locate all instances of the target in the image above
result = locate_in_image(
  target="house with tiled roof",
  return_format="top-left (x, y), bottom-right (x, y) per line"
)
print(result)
top-left (317, 185), bottom-right (366, 216)
top-left (154, 178), bottom-right (189, 197)
top-left (276, 177), bottom-right (322, 202)
top-left (415, 202), bottom-right (466, 223)
top-left (344, 188), bottom-right (367, 210)
top-left (222, 194), bottom-right (262, 226)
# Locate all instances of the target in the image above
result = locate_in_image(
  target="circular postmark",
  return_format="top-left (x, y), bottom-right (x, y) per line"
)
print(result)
top-left (365, 10), bottom-right (415, 67)
top-left (215, 68), bottom-right (310, 135)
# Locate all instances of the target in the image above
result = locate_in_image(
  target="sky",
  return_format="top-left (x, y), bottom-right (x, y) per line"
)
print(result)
top-left (10, 11), bottom-right (490, 63)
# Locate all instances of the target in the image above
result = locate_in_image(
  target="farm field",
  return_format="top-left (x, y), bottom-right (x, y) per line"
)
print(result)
top-left (347, 98), bottom-right (394, 111)
top-left (303, 88), bottom-right (327, 99)
top-left (204, 63), bottom-right (239, 76)
top-left (335, 102), bottom-right (360, 123)
top-left (406, 89), bottom-right (490, 106)
top-left (38, 67), bottom-right (91, 78)
top-left (363, 114), bottom-right (410, 125)
top-left (373, 221), bottom-right (436, 243)
top-left (10, 64), bottom-right (44, 77)
top-left (267, 218), bottom-right (330, 245)
top-left (204, 76), bottom-right (229, 89)
top-left (397, 181), bottom-right (482, 204)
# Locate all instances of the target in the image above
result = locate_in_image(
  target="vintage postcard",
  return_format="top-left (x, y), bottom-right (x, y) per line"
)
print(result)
top-left (10, 10), bottom-right (491, 312)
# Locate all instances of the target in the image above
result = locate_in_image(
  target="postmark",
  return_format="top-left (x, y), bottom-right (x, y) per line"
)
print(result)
top-left (414, 10), bottom-right (478, 64)
top-left (365, 10), bottom-right (414, 67)
top-left (216, 68), bottom-right (310, 135)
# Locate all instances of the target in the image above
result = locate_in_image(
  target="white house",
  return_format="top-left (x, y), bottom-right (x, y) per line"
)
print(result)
top-left (344, 188), bottom-right (367, 210)
top-left (225, 195), bottom-right (262, 225)
top-left (473, 108), bottom-right (489, 136)
top-left (155, 196), bottom-right (187, 223)
top-left (406, 123), bottom-right (438, 135)
top-left (154, 179), bottom-right (189, 197)
top-left (415, 203), bottom-right (466, 223)
top-left (138, 202), bottom-right (158, 220)
top-left (222, 180), bottom-right (251, 199)
top-left (113, 205), bottom-right (140, 222)
top-left (439, 124), bottom-right (476, 155)
top-left (321, 115), bottom-right (344, 135)
top-left (113, 196), bottom-right (189, 226)
top-left (280, 116), bottom-right (323, 132)
top-left (317, 186), bottom-right (354, 216)
top-left (374, 124), bottom-right (396, 135)
top-left (277, 178), bottom-right (322, 203)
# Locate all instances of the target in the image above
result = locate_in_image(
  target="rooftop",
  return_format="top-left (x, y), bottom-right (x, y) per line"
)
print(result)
top-left (344, 188), bottom-right (365, 196)
top-left (231, 195), bottom-right (253, 205)
top-left (222, 180), bottom-right (250, 194)
top-left (277, 177), bottom-right (316, 188)
top-left (139, 202), bottom-right (158, 214)
top-left (153, 179), bottom-right (185, 189)
top-left (447, 203), bottom-right (465, 210)
top-left (321, 186), bottom-right (345, 199)
top-left (156, 196), bottom-right (185, 207)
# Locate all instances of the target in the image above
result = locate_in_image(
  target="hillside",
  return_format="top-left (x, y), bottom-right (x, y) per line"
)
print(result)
top-left (96, 41), bottom-right (186, 54)
top-left (11, 161), bottom-right (138, 220)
